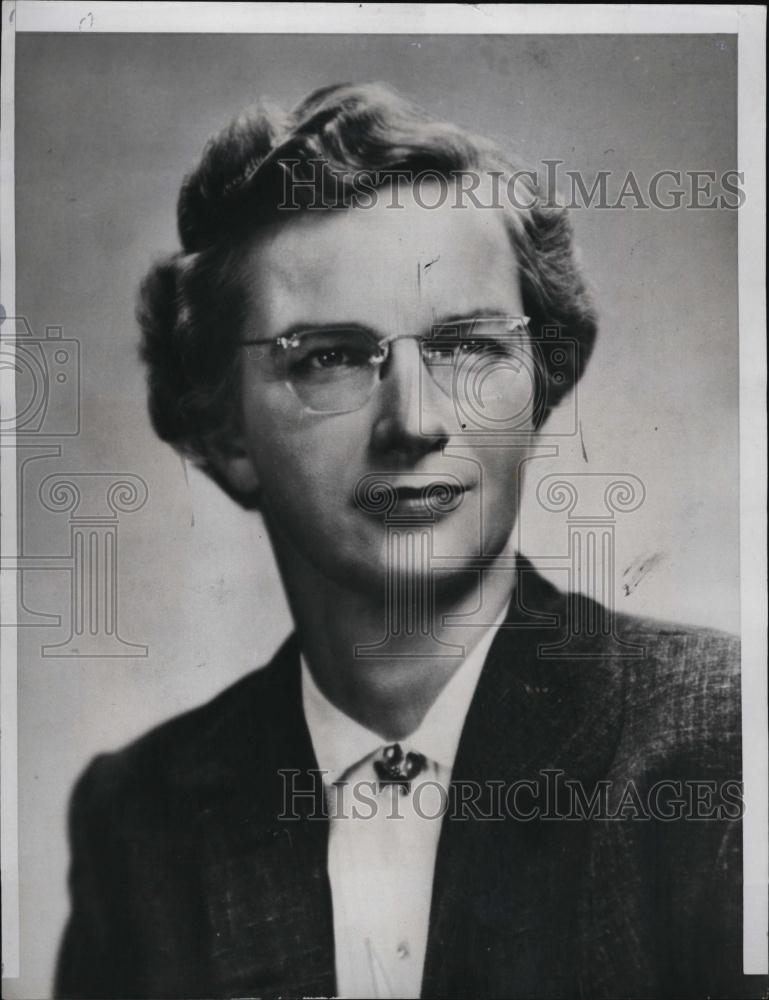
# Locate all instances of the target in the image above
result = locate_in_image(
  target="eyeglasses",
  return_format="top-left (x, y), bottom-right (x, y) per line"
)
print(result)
top-left (240, 315), bottom-right (532, 416)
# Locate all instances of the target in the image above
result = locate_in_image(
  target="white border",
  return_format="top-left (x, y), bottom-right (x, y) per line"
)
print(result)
top-left (0, 0), bottom-right (766, 984)
top-left (736, 6), bottom-right (768, 977)
top-left (0, 0), bottom-right (19, 982)
top-left (8, 1), bottom-right (753, 34)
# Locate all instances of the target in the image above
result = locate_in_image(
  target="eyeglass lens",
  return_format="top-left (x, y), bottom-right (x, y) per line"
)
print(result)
top-left (247, 318), bottom-right (538, 420)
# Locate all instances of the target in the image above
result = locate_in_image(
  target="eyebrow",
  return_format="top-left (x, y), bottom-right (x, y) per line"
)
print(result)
top-left (262, 309), bottom-right (517, 344)
top-left (431, 307), bottom-right (519, 328)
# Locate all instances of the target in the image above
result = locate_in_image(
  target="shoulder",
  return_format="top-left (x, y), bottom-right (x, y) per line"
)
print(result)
top-left (518, 559), bottom-right (741, 775)
top-left (612, 608), bottom-right (740, 709)
top-left (607, 609), bottom-right (741, 777)
top-left (520, 561), bottom-right (740, 710)
top-left (69, 634), bottom-right (299, 816)
top-left (613, 606), bottom-right (740, 659)
top-left (541, 573), bottom-right (741, 697)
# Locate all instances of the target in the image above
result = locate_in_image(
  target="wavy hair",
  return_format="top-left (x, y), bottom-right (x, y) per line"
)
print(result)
top-left (138, 82), bottom-right (597, 507)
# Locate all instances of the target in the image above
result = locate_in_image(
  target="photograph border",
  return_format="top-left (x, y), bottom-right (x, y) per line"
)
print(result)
top-left (1, 1), bottom-right (765, 985)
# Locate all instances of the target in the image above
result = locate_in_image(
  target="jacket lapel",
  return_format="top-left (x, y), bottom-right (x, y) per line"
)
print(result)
top-left (422, 561), bottom-right (626, 998)
top-left (189, 561), bottom-right (626, 999)
top-left (194, 637), bottom-right (336, 998)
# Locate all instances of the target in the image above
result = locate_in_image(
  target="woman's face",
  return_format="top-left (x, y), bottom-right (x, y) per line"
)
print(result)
top-left (220, 184), bottom-right (539, 593)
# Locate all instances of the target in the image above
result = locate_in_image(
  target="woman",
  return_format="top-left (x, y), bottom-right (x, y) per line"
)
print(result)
top-left (56, 82), bottom-right (747, 1000)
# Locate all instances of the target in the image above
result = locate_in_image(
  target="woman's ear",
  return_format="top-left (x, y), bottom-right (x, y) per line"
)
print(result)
top-left (204, 435), bottom-right (261, 505)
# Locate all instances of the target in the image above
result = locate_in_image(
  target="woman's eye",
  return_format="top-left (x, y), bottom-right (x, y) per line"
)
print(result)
top-left (310, 349), bottom-right (348, 369)
top-left (298, 346), bottom-right (370, 372)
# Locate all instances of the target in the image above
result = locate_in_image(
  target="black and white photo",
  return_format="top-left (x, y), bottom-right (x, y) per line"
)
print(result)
top-left (1, 5), bottom-right (766, 999)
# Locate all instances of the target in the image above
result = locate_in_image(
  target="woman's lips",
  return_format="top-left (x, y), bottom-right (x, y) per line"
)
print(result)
top-left (391, 482), bottom-right (468, 511)
top-left (352, 474), bottom-right (472, 516)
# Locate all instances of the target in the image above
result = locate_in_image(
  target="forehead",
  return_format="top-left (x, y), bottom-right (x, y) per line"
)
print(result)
top-left (241, 182), bottom-right (524, 334)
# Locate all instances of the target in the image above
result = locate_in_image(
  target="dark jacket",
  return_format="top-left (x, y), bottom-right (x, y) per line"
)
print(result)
top-left (55, 562), bottom-right (762, 999)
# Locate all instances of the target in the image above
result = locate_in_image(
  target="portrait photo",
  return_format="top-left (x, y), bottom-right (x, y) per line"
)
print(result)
top-left (1, 4), bottom-right (766, 999)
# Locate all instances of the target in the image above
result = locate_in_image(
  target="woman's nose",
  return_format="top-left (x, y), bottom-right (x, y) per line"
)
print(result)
top-left (370, 338), bottom-right (452, 457)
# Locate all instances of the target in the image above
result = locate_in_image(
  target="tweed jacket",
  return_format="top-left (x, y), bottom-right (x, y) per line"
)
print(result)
top-left (55, 561), bottom-right (762, 999)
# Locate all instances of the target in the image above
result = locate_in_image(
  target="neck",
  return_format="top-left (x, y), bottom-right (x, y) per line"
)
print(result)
top-left (267, 522), bottom-right (515, 741)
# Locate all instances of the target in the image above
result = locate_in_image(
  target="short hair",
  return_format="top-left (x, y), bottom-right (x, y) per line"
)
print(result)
top-left (138, 82), bottom-right (598, 508)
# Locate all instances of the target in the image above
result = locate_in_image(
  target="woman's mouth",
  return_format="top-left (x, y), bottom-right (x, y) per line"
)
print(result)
top-left (391, 481), bottom-right (467, 513)
top-left (353, 473), bottom-right (470, 516)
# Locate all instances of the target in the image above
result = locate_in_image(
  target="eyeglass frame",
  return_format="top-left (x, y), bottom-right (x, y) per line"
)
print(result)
top-left (238, 314), bottom-right (532, 416)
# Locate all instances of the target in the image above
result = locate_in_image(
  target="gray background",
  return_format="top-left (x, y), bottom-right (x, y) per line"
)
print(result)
top-left (10, 33), bottom-right (737, 998)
